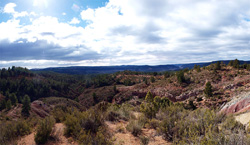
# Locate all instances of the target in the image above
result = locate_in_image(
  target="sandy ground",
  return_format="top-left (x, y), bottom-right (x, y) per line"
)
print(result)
top-left (106, 119), bottom-right (170, 145)
top-left (235, 111), bottom-right (250, 126)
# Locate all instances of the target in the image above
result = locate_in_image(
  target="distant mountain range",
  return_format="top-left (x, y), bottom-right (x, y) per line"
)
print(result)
top-left (31, 60), bottom-right (250, 75)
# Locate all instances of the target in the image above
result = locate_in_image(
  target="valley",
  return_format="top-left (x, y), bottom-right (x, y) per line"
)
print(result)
top-left (1, 59), bottom-right (250, 144)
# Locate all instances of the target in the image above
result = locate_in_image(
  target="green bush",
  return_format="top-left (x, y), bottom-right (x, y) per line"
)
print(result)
top-left (148, 118), bottom-right (160, 129)
top-left (140, 136), bottom-right (149, 145)
top-left (64, 113), bottom-right (82, 138)
top-left (140, 92), bottom-right (172, 119)
top-left (155, 105), bottom-right (249, 144)
top-left (126, 120), bottom-right (143, 136)
top-left (0, 119), bottom-right (31, 144)
top-left (106, 103), bottom-right (133, 121)
top-left (64, 109), bottom-right (112, 144)
top-left (78, 127), bottom-right (112, 145)
top-left (52, 105), bottom-right (70, 123)
top-left (35, 116), bottom-right (55, 144)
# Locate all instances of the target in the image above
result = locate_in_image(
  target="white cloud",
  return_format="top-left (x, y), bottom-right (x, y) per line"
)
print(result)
top-left (2, 0), bottom-right (250, 68)
top-left (62, 12), bottom-right (66, 16)
top-left (3, 3), bottom-right (35, 18)
top-left (81, 8), bottom-right (95, 21)
top-left (3, 3), bottom-right (16, 13)
top-left (69, 17), bottom-right (80, 24)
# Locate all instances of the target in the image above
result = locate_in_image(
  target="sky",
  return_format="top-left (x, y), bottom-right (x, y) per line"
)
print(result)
top-left (1, 0), bottom-right (250, 68)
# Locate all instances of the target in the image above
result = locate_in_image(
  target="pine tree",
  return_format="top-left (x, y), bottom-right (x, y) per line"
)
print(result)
top-left (228, 60), bottom-right (233, 66)
top-left (233, 59), bottom-right (240, 69)
top-left (150, 76), bottom-right (155, 83)
top-left (196, 65), bottom-right (201, 72)
top-left (22, 95), bottom-right (31, 117)
top-left (10, 93), bottom-right (18, 106)
top-left (164, 72), bottom-right (170, 79)
top-left (145, 91), bottom-right (153, 102)
top-left (215, 61), bottom-right (221, 70)
top-left (0, 100), bottom-right (6, 110)
top-left (113, 85), bottom-right (117, 93)
top-left (177, 70), bottom-right (185, 83)
top-left (93, 92), bottom-right (98, 104)
top-left (247, 64), bottom-right (250, 71)
top-left (6, 99), bottom-right (12, 110)
top-left (193, 64), bottom-right (197, 70)
top-left (204, 82), bottom-right (213, 98)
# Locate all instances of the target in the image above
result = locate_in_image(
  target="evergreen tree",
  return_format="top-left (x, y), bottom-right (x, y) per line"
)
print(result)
top-left (177, 70), bottom-right (185, 83)
top-left (164, 72), bottom-right (170, 79)
top-left (204, 82), bottom-right (213, 98)
top-left (196, 65), bottom-right (201, 72)
top-left (0, 100), bottom-right (6, 110)
top-left (215, 61), bottom-right (221, 70)
top-left (233, 59), bottom-right (240, 69)
top-left (113, 85), bottom-right (117, 93)
top-left (93, 92), bottom-right (98, 104)
top-left (228, 60), bottom-right (233, 66)
top-left (145, 91), bottom-right (153, 102)
top-left (6, 99), bottom-right (12, 110)
top-left (10, 93), bottom-right (18, 106)
top-left (22, 95), bottom-right (31, 117)
top-left (150, 76), bottom-right (155, 83)
top-left (247, 64), bottom-right (250, 71)
top-left (193, 64), bottom-right (197, 70)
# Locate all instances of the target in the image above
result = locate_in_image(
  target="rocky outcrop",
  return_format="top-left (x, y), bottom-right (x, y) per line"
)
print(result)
top-left (31, 100), bottom-right (51, 118)
top-left (220, 91), bottom-right (250, 114)
top-left (176, 89), bottom-right (201, 101)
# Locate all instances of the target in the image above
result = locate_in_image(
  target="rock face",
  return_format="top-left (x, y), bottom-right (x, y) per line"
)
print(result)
top-left (176, 89), bottom-right (201, 102)
top-left (220, 92), bottom-right (250, 114)
top-left (31, 100), bottom-right (51, 118)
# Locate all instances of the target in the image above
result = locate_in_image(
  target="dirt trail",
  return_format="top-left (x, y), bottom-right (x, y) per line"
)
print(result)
top-left (18, 131), bottom-right (36, 145)
top-left (18, 123), bottom-right (78, 145)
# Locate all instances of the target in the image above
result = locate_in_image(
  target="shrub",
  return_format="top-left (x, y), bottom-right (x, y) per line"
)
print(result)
top-left (116, 125), bottom-right (125, 133)
top-left (221, 115), bottom-right (244, 132)
top-left (106, 111), bottom-right (121, 122)
top-left (80, 109), bottom-right (104, 134)
top-left (78, 127), bottom-right (112, 145)
top-left (35, 116), bottom-right (55, 144)
top-left (140, 136), bottom-right (149, 145)
top-left (64, 109), bottom-right (112, 144)
top-left (148, 118), bottom-right (160, 129)
top-left (106, 103), bottom-right (133, 121)
top-left (0, 119), bottom-right (31, 144)
top-left (141, 92), bottom-right (172, 119)
top-left (15, 120), bottom-right (31, 136)
top-left (126, 120), bottom-right (143, 136)
top-left (64, 113), bottom-right (81, 138)
top-left (52, 105), bottom-right (70, 123)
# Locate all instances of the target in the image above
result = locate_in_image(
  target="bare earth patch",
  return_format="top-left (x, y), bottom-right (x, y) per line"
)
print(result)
top-left (235, 111), bottom-right (250, 126)
top-left (106, 120), bottom-right (170, 145)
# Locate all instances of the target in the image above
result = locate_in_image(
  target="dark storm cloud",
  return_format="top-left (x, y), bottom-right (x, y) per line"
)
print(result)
top-left (0, 39), bottom-right (101, 61)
